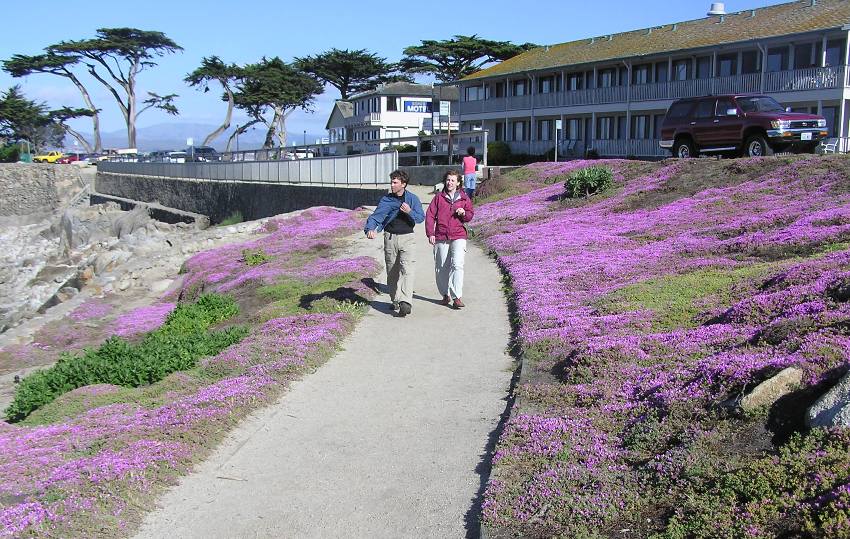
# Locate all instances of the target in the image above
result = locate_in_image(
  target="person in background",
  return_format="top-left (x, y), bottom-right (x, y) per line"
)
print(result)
top-left (364, 169), bottom-right (425, 317)
top-left (425, 170), bottom-right (474, 310)
top-left (462, 146), bottom-right (478, 198)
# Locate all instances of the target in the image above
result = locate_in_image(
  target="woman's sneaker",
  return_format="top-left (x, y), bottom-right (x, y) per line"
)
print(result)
top-left (453, 298), bottom-right (465, 309)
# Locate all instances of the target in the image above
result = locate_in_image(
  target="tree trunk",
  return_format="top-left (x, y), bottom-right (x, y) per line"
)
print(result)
top-left (65, 71), bottom-right (102, 152)
top-left (63, 126), bottom-right (93, 153)
top-left (262, 109), bottom-right (280, 149)
top-left (203, 84), bottom-right (233, 147)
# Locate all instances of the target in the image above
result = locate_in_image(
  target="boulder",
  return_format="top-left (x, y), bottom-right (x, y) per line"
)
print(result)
top-left (57, 209), bottom-right (92, 256)
top-left (740, 367), bottom-right (803, 413)
top-left (806, 371), bottom-right (850, 428)
top-left (111, 206), bottom-right (151, 239)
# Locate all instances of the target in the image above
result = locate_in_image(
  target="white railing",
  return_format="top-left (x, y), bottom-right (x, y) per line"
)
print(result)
top-left (589, 138), bottom-right (666, 157)
top-left (458, 66), bottom-right (847, 115)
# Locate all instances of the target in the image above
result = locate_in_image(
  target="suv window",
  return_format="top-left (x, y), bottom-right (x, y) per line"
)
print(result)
top-left (666, 101), bottom-right (693, 119)
top-left (737, 96), bottom-right (785, 113)
top-left (695, 99), bottom-right (716, 119)
top-left (716, 98), bottom-right (736, 116)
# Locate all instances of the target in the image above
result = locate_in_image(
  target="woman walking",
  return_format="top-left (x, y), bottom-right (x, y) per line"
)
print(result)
top-left (425, 170), bottom-right (475, 309)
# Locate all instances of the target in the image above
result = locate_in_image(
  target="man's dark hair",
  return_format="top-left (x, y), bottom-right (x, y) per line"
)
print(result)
top-left (466, 146), bottom-right (475, 156)
top-left (390, 169), bottom-right (409, 185)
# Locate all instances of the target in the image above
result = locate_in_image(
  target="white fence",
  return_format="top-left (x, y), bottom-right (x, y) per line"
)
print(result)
top-left (99, 151), bottom-right (399, 185)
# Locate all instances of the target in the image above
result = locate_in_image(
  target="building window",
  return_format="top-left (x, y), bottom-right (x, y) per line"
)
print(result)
top-left (494, 82), bottom-right (505, 98)
top-left (616, 116), bottom-right (626, 139)
top-left (673, 59), bottom-right (690, 81)
top-left (465, 86), bottom-right (486, 101)
top-left (826, 39), bottom-right (847, 67)
top-left (511, 79), bottom-right (527, 96)
top-left (653, 114), bottom-right (665, 139)
top-left (566, 118), bottom-right (581, 140)
top-left (495, 122), bottom-right (505, 141)
top-left (822, 106), bottom-right (838, 136)
top-left (566, 72), bottom-right (583, 91)
top-left (741, 50), bottom-right (760, 74)
top-left (597, 117), bottom-right (614, 140)
top-left (717, 54), bottom-right (737, 77)
top-left (632, 64), bottom-right (650, 85)
top-left (767, 47), bottom-right (789, 72)
top-left (386, 97), bottom-right (398, 111)
top-left (512, 121), bottom-right (527, 141)
top-left (538, 119), bottom-right (552, 141)
top-left (655, 62), bottom-right (669, 83)
top-left (538, 76), bottom-right (555, 94)
top-left (598, 68), bottom-right (616, 88)
top-left (631, 115), bottom-right (650, 139)
top-left (794, 43), bottom-right (814, 69)
top-left (696, 56), bottom-right (711, 79)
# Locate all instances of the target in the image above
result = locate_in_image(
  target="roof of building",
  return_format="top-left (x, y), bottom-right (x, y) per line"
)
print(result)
top-left (325, 101), bottom-right (354, 130)
top-left (349, 82), bottom-right (459, 100)
top-left (461, 0), bottom-right (850, 82)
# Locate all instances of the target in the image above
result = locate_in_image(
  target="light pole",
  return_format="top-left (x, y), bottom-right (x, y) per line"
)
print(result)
top-left (303, 130), bottom-right (306, 147)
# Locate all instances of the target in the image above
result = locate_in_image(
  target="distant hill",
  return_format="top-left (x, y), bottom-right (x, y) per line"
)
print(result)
top-left (65, 123), bottom-right (326, 152)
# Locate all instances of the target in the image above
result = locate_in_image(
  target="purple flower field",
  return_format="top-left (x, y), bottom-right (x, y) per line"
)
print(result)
top-left (0, 207), bottom-right (377, 537)
top-left (477, 156), bottom-right (850, 537)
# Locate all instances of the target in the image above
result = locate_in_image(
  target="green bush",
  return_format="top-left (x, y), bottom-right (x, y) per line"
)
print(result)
top-left (487, 141), bottom-right (511, 165)
top-left (564, 166), bottom-right (613, 198)
top-left (394, 144), bottom-right (417, 153)
top-left (242, 248), bottom-right (271, 266)
top-left (5, 294), bottom-right (247, 421)
top-left (0, 144), bottom-right (20, 163)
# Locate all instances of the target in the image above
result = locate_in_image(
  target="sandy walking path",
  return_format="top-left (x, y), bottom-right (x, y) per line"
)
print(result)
top-left (135, 200), bottom-right (514, 539)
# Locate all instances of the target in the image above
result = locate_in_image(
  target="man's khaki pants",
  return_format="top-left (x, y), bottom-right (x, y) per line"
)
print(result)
top-left (383, 232), bottom-right (416, 305)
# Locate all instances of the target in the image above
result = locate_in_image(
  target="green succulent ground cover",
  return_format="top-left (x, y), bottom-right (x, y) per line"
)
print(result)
top-left (6, 294), bottom-right (246, 422)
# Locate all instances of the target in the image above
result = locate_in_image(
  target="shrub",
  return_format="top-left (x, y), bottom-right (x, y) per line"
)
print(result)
top-left (487, 141), bottom-right (512, 165)
top-left (585, 148), bottom-right (600, 159)
top-left (394, 144), bottom-right (417, 153)
top-left (242, 248), bottom-right (271, 266)
top-left (0, 144), bottom-right (20, 163)
top-left (219, 211), bottom-right (243, 226)
top-left (5, 294), bottom-right (246, 421)
top-left (564, 166), bottom-right (613, 198)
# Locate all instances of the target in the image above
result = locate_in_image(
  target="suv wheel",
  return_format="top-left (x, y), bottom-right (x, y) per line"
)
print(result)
top-left (744, 134), bottom-right (774, 157)
top-left (673, 139), bottom-right (697, 159)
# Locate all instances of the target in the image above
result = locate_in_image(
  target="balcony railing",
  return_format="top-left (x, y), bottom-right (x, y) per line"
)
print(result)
top-left (459, 65), bottom-right (847, 114)
top-left (345, 112), bottom-right (381, 126)
top-left (505, 138), bottom-right (666, 158)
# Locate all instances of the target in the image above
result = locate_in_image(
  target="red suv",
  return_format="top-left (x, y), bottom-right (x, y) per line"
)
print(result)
top-left (660, 94), bottom-right (828, 158)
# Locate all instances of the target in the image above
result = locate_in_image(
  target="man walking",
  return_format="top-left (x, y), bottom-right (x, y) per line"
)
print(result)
top-left (365, 170), bottom-right (425, 317)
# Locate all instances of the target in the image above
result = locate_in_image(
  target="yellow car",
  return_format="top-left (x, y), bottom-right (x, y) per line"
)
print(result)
top-left (33, 151), bottom-right (64, 163)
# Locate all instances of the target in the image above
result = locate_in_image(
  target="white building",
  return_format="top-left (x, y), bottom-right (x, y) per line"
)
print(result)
top-left (325, 82), bottom-right (459, 153)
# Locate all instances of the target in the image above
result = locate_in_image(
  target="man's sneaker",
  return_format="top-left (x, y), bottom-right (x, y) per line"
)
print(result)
top-left (398, 301), bottom-right (412, 317)
top-left (441, 295), bottom-right (451, 306)
top-left (392, 301), bottom-right (400, 312)
top-left (453, 298), bottom-right (465, 309)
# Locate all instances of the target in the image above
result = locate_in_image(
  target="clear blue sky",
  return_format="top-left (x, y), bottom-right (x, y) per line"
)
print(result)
top-left (0, 0), bottom-right (780, 144)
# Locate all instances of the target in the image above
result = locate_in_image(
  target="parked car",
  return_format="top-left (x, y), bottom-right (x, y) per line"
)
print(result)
top-left (660, 94), bottom-right (828, 158)
top-left (167, 151), bottom-right (188, 163)
top-left (186, 146), bottom-right (219, 162)
top-left (57, 154), bottom-right (82, 164)
top-left (33, 151), bottom-right (64, 163)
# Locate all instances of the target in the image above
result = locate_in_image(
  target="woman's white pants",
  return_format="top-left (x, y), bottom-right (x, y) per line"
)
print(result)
top-left (433, 239), bottom-right (467, 300)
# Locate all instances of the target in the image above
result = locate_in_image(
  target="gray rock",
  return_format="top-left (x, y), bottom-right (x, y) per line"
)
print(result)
top-left (149, 279), bottom-right (173, 293)
top-left (740, 367), bottom-right (802, 413)
top-left (95, 251), bottom-right (122, 274)
top-left (111, 206), bottom-right (151, 239)
top-left (58, 209), bottom-right (92, 256)
top-left (117, 279), bottom-right (131, 291)
top-left (807, 371), bottom-right (850, 428)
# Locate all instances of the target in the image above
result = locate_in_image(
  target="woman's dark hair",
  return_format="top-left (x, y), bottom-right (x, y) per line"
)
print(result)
top-left (443, 169), bottom-right (462, 182)
top-left (466, 146), bottom-right (475, 156)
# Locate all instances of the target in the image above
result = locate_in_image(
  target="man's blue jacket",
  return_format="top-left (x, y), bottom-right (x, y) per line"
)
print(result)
top-left (364, 190), bottom-right (425, 234)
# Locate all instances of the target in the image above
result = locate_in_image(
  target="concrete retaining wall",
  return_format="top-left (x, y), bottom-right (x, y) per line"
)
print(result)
top-left (0, 163), bottom-right (84, 216)
top-left (96, 173), bottom-right (387, 224)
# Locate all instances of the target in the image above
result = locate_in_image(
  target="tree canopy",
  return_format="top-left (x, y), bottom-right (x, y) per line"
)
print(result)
top-left (0, 86), bottom-right (71, 150)
top-left (186, 56), bottom-right (244, 146)
top-left (400, 35), bottom-right (537, 82)
top-left (232, 57), bottom-right (323, 149)
top-left (3, 52), bottom-right (103, 152)
top-left (50, 27), bottom-right (182, 148)
top-left (294, 48), bottom-right (411, 100)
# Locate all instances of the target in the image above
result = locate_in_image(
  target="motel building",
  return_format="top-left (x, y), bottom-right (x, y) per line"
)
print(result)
top-left (455, 0), bottom-right (850, 158)
top-left (325, 82), bottom-right (458, 154)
